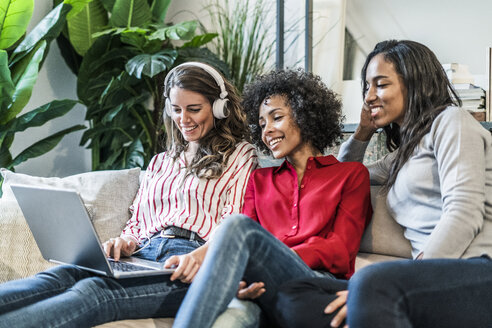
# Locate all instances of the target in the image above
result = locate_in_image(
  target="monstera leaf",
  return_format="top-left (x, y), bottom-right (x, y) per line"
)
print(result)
top-left (125, 49), bottom-right (177, 78)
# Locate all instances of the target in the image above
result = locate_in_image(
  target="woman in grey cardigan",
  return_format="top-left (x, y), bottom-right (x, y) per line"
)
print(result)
top-left (273, 39), bottom-right (492, 328)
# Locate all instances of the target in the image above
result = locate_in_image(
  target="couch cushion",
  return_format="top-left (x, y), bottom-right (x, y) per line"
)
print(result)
top-left (358, 186), bottom-right (412, 259)
top-left (0, 198), bottom-right (54, 282)
top-left (1, 168), bottom-right (141, 243)
top-left (355, 252), bottom-right (409, 271)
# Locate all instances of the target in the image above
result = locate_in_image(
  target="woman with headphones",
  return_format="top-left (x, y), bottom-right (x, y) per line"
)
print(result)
top-left (0, 62), bottom-right (258, 327)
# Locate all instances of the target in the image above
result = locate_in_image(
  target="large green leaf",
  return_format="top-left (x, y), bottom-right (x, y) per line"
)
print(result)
top-left (67, 0), bottom-right (108, 55)
top-left (125, 49), bottom-right (177, 78)
top-left (0, 99), bottom-right (79, 146)
top-left (125, 137), bottom-right (144, 167)
top-left (10, 39), bottom-right (45, 86)
top-left (0, 142), bottom-right (13, 168)
top-left (101, 93), bottom-right (149, 122)
top-left (9, 124), bottom-right (86, 169)
top-left (110, 0), bottom-right (151, 28)
top-left (149, 21), bottom-right (197, 41)
top-left (119, 29), bottom-right (161, 53)
top-left (149, 0), bottom-right (171, 22)
top-left (80, 125), bottom-right (118, 147)
top-left (6, 99), bottom-right (79, 133)
top-left (0, 0), bottom-right (34, 49)
top-left (55, 31), bottom-right (83, 75)
top-left (10, 2), bottom-right (71, 66)
top-left (64, 0), bottom-right (95, 19)
top-left (100, 0), bottom-right (115, 12)
top-left (0, 50), bottom-right (14, 117)
top-left (182, 33), bottom-right (218, 48)
top-left (98, 73), bottom-right (149, 109)
top-left (2, 41), bottom-right (47, 124)
top-left (98, 145), bottom-right (122, 169)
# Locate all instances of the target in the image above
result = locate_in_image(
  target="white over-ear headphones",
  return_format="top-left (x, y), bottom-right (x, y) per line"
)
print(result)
top-left (164, 62), bottom-right (229, 119)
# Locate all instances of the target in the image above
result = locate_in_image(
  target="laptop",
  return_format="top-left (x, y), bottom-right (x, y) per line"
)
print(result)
top-left (10, 184), bottom-right (176, 279)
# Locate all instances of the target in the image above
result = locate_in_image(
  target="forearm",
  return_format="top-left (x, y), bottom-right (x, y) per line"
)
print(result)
top-left (337, 135), bottom-right (369, 163)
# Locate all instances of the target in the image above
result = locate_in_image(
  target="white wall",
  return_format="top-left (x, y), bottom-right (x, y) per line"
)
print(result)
top-left (345, 0), bottom-right (492, 78)
top-left (342, 0), bottom-right (492, 123)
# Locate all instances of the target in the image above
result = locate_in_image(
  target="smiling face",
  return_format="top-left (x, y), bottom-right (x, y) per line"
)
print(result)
top-left (169, 87), bottom-right (214, 145)
top-left (259, 95), bottom-right (310, 160)
top-left (364, 54), bottom-right (408, 127)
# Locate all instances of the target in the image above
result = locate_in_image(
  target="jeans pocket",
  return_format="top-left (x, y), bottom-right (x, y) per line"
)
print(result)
top-left (156, 238), bottom-right (202, 263)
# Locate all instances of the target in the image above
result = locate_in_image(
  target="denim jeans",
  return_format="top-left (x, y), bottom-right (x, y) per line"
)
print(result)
top-left (172, 214), bottom-right (334, 328)
top-left (273, 276), bottom-right (349, 328)
top-left (0, 236), bottom-right (202, 328)
top-left (347, 256), bottom-right (492, 328)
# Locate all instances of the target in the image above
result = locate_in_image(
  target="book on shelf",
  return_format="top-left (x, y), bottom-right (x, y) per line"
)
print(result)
top-left (442, 60), bottom-right (490, 122)
top-left (461, 97), bottom-right (485, 108)
top-left (455, 87), bottom-right (485, 99)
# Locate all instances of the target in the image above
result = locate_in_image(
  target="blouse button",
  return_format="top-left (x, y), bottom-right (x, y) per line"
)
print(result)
top-left (292, 225), bottom-right (297, 229)
top-left (293, 203), bottom-right (297, 207)
top-left (300, 184), bottom-right (304, 188)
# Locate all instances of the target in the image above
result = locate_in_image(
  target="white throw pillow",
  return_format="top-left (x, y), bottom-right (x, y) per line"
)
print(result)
top-left (0, 168), bottom-right (141, 242)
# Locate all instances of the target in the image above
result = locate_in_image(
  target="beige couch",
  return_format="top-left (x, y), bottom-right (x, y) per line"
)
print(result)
top-left (0, 168), bottom-right (412, 327)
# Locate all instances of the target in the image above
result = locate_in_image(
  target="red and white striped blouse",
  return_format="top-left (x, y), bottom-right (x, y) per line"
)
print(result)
top-left (121, 141), bottom-right (258, 242)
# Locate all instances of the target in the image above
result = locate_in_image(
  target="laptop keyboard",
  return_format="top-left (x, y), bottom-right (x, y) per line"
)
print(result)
top-left (109, 260), bottom-right (156, 272)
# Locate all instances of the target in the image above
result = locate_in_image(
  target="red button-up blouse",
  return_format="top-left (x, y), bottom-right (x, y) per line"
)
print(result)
top-left (242, 155), bottom-right (372, 279)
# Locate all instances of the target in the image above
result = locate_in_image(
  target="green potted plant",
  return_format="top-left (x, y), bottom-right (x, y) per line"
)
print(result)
top-left (56, 0), bottom-right (227, 170)
top-left (205, 0), bottom-right (274, 93)
top-left (0, 0), bottom-right (85, 195)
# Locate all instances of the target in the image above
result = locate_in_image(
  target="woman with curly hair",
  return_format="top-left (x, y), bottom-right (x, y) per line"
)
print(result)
top-left (0, 62), bottom-right (258, 327)
top-left (171, 69), bottom-right (373, 328)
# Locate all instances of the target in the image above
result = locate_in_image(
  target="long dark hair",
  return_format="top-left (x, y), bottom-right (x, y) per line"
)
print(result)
top-left (163, 64), bottom-right (249, 179)
top-left (361, 40), bottom-right (461, 191)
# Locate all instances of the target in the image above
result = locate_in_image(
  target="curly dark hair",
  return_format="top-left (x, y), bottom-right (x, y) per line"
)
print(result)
top-left (241, 69), bottom-right (343, 155)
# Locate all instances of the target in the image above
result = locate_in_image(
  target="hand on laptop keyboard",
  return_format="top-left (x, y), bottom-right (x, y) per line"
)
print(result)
top-left (103, 236), bottom-right (137, 261)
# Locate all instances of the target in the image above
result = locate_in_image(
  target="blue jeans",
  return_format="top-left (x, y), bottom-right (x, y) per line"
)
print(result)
top-left (173, 215), bottom-right (334, 328)
top-left (0, 237), bottom-right (202, 328)
top-left (347, 256), bottom-right (492, 328)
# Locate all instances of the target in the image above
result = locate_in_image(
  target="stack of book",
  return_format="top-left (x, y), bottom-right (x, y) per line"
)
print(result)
top-left (442, 63), bottom-right (486, 121)
top-left (453, 83), bottom-right (486, 121)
